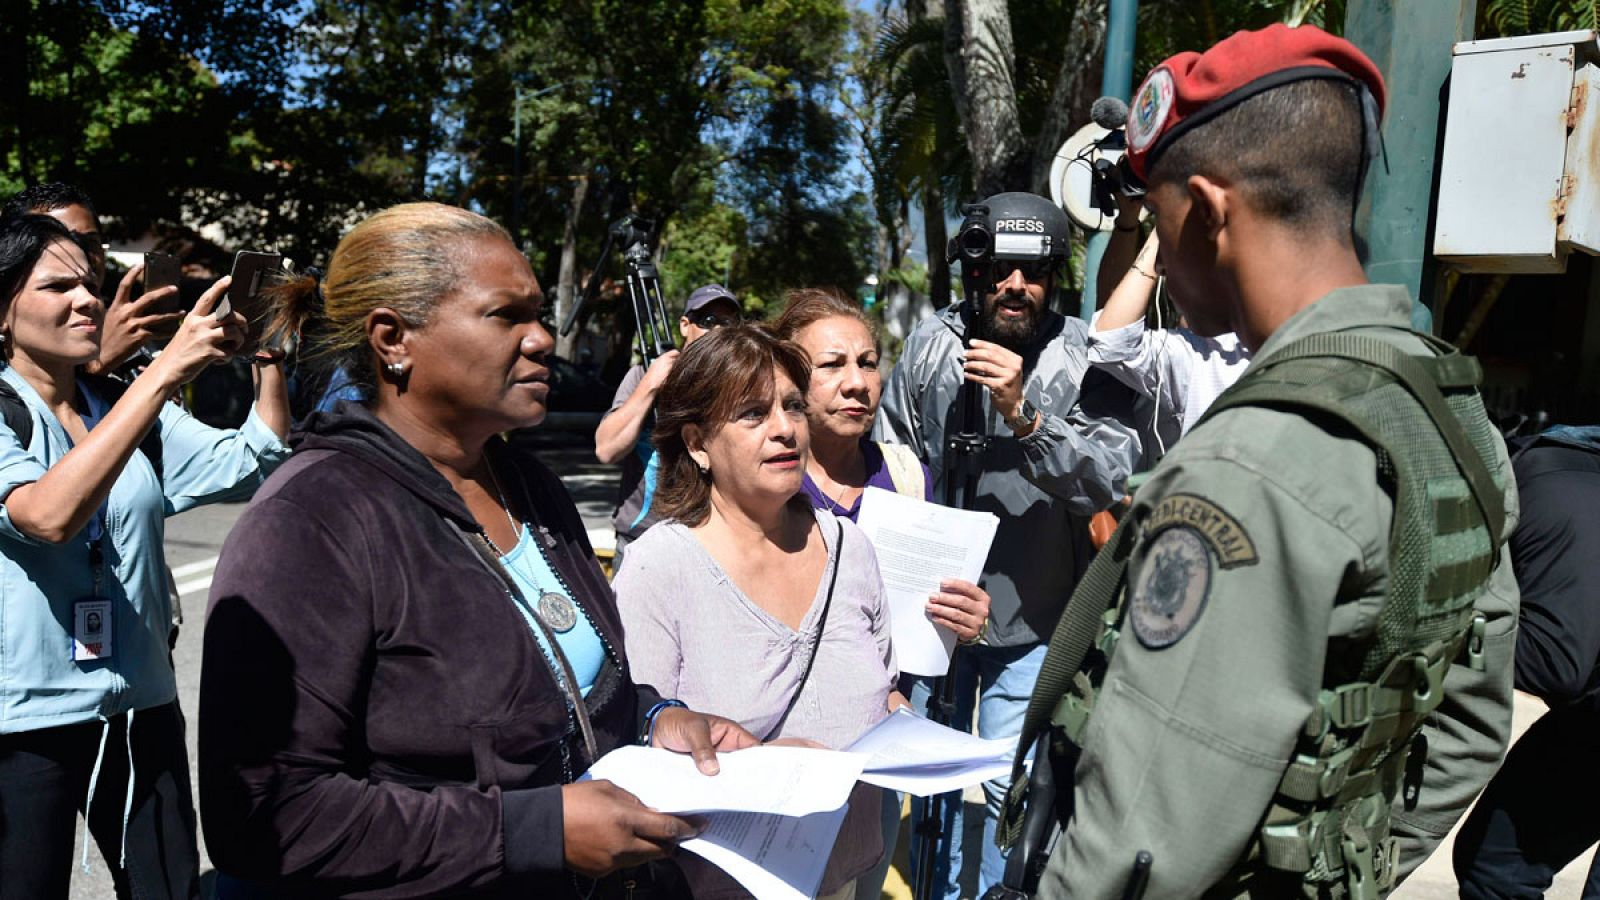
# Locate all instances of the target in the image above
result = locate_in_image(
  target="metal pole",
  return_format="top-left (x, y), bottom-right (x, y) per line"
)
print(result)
top-left (1344, 0), bottom-right (1477, 333)
top-left (512, 84), bottom-right (524, 251)
top-left (1079, 0), bottom-right (1139, 320)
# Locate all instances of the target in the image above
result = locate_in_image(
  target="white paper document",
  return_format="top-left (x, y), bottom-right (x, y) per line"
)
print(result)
top-left (847, 708), bottom-right (1016, 796)
top-left (855, 487), bottom-right (1000, 676)
top-left (683, 806), bottom-right (849, 900)
top-left (584, 720), bottom-right (1015, 898)
top-left (585, 745), bottom-right (863, 900)
top-left (584, 744), bottom-right (864, 816)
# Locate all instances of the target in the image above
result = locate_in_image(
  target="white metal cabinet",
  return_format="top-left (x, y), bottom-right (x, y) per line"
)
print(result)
top-left (1435, 30), bottom-right (1600, 273)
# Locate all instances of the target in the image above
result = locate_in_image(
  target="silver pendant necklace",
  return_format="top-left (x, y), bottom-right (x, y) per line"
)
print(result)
top-left (482, 460), bottom-right (578, 634)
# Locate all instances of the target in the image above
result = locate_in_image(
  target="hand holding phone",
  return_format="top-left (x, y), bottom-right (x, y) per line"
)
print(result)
top-left (218, 251), bottom-right (284, 353)
top-left (143, 252), bottom-right (181, 307)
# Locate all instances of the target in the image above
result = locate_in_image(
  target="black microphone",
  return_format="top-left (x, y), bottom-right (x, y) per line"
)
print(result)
top-left (1090, 96), bottom-right (1129, 130)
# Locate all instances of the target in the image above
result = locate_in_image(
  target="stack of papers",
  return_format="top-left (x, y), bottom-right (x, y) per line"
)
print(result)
top-left (854, 487), bottom-right (1000, 676)
top-left (849, 708), bottom-right (1015, 795)
top-left (584, 711), bottom-right (1017, 899)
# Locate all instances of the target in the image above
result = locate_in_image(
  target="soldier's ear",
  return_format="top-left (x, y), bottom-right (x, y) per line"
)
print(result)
top-left (1186, 175), bottom-right (1230, 243)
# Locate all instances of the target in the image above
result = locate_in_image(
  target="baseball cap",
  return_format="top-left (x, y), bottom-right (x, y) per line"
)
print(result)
top-left (1125, 23), bottom-right (1386, 182)
top-left (684, 283), bottom-right (740, 315)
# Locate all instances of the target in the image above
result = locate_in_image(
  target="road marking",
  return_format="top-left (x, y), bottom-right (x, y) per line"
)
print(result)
top-left (173, 556), bottom-right (218, 596)
top-left (171, 556), bottom-right (218, 579)
top-left (176, 574), bottom-right (214, 597)
top-left (586, 528), bottom-right (616, 553)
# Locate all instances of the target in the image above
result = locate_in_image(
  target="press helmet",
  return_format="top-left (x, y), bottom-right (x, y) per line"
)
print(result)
top-left (982, 191), bottom-right (1072, 262)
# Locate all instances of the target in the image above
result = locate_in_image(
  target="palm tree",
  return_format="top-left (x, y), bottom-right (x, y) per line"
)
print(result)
top-left (875, 10), bottom-right (971, 314)
top-left (1483, 0), bottom-right (1600, 36)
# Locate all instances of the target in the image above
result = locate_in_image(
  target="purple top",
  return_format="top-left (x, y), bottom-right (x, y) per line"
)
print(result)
top-left (801, 439), bottom-right (935, 521)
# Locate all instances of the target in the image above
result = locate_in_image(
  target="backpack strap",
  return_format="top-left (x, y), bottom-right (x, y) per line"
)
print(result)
top-left (876, 441), bottom-right (927, 499)
top-left (0, 379), bottom-right (34, 448)
top-left (999, 511), bottom-right (1139, 846)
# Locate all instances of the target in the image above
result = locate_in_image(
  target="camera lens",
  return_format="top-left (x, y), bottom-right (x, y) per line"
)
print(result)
top-left (959, 223), bottom-right (991, 261)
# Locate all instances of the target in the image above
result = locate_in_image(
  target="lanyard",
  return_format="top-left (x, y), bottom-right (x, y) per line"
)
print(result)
top-left (88, 534), bottom-right (105, 595)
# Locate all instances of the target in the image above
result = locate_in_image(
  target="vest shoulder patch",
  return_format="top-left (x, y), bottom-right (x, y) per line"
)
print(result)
top-left (1130, 526), bottom-right (1212, 649)
top-left (1145, 492), bottom-right (1259, 569)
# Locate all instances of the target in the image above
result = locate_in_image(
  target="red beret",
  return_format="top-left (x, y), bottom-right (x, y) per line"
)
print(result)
top-left (1125, 23), bottom-right (1386, 181)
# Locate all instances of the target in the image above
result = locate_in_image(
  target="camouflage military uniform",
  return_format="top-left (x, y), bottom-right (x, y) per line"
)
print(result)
top-left (1035, 285), bottom-right (1520, 898)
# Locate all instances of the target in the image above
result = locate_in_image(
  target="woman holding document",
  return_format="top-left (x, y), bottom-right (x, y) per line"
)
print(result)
top-left (772, 289), bottom-right (991, 896)
top-left (771, 289), bottom-right (990, 642)
top-left (613, 324), bottom-right (899, 898)
top-left (199, 203), bottom-right (756, 899)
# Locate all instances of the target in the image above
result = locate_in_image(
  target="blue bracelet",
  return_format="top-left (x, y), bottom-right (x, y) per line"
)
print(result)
top-left (642, 699), bottom-right (687, 746)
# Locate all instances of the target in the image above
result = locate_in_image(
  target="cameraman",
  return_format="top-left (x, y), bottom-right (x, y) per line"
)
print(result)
top-left (875, 192), bottom-right (1140, 898)
top-left (594, 284), bottom-right (741, 562)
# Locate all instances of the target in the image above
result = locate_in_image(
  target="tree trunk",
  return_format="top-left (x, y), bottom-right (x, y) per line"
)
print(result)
top-left (923, 181), bottom-right (950, 310)
top-left (944, 0), bottom-right (1027, 197)
top-left (1029, 0), bottom-right (1108, 196)
top-left (554, 175), bottom-right (590, 360)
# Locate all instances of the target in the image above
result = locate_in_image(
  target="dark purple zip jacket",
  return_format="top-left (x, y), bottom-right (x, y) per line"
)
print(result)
top-left (199, 403), bottom-right (660, 898)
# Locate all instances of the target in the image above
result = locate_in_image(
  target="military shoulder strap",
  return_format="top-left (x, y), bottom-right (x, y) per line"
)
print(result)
top-left (999, 510), bottom-right (1139, 847)
top-left (1204, 332), bottom-right (1502, 550)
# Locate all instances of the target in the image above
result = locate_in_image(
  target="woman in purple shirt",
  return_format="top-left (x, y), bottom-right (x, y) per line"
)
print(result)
top-left (773, 290), bottom-right (991, 898)
top-left (772, 289), bottom-right (989, 640)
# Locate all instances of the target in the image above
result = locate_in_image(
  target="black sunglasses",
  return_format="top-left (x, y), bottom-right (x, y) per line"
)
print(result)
top-left (687, 309), bottom-right (741, 329)
top-left (991, 258), bottom-right (1054, 284)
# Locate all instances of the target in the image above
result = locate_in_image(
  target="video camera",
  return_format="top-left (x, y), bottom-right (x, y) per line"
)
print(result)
top-left (563, 214), bottom-right (677, 366)
top-left (1053, 96), bottom-right (1148, 230)
top-left (945, 192), bottom-right (1072, 316)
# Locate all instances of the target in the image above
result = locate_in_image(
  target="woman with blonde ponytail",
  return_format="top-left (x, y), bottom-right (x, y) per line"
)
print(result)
top-left (200, 202), bottom-right (756, 900)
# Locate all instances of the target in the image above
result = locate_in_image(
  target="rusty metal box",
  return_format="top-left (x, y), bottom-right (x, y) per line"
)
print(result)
top-left (1435, 31), bottom-right (1600, 273)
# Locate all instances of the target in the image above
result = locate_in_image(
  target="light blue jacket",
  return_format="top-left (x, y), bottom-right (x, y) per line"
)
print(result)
top-left (0, 367), bottom-right (289, 732)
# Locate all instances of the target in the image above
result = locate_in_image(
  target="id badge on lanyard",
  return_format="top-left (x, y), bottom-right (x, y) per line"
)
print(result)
top-left (72, 530), bottom-right (113, 663)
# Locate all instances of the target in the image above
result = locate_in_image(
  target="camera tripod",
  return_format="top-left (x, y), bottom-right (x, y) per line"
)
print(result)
top-left (561, 214), bottom-right (677, 366)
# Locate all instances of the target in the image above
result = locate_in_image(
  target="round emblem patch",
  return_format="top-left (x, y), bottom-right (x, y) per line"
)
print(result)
top-left (1128, 68), bottom-right (1176, 154)
top-left (1129, 526), bottom-right (1211, 649)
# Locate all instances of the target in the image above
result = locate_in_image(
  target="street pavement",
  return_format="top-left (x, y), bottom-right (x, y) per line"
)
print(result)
top-left (65, 433), bottom-right (1595, 898)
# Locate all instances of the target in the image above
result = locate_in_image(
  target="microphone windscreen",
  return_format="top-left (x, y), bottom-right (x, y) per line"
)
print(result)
top-left (1090, 96), bottom-right (1130, 130)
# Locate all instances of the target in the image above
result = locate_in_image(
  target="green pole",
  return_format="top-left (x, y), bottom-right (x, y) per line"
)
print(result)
top-left (1079, 0), bottom-right (1139, 321)
top-left (1344, 0), bottom-right (1477, 333)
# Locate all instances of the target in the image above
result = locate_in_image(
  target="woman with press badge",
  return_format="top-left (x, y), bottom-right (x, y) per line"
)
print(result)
top-left (0, 212), bottom-right (290, 899)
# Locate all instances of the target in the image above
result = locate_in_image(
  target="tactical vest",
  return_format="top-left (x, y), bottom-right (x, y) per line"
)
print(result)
top-left (1000, 329), bottom-right (1506, 900)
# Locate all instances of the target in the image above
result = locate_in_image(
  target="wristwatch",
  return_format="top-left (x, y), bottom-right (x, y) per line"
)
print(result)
top-left (1004, 397), bottom-right (1040, 434)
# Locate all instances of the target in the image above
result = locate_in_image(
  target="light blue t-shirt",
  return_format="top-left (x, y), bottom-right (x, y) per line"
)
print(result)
top-left (500, 524), bottom-right (605, 695)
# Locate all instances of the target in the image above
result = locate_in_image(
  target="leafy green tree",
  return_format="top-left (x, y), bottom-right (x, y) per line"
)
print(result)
top-left (476, 0), bottom-right (872, 359)
top-left (0, 0), bottom-right (295, 235)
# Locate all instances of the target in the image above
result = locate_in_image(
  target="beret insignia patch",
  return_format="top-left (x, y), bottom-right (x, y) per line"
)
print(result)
top-left (1128, 68), bottom-right (1175, 154)
top-left (1130, 526), bottom-right (1211, 649)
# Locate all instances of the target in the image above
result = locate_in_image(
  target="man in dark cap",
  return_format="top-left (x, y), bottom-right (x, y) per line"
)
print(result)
top-left (1000, 24), bottom-right (1519, 899)
top-left (876, 191), bottom-right (1141, 898)
top-left (595, 283), bottom-right (742, 562)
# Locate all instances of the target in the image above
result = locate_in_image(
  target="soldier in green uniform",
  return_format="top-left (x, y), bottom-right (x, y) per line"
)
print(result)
top-left (999, 24), bottom-right (1522, 899)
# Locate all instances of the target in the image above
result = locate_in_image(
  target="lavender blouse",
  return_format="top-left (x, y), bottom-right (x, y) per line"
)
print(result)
top-left (613, 506), bottom-right (897, 750)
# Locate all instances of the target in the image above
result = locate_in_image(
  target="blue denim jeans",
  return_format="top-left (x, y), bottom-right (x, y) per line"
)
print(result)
top-left (905, 641), bottom-right (1046, 899)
